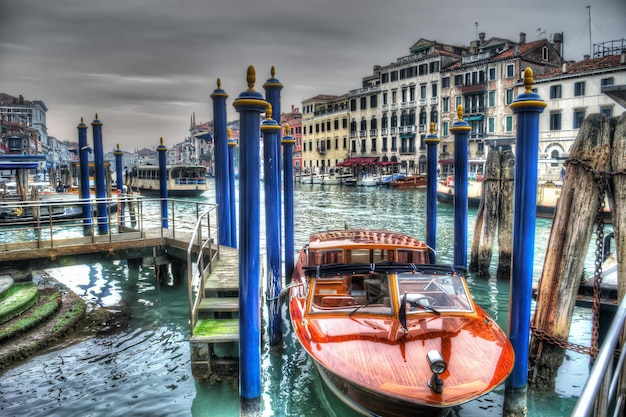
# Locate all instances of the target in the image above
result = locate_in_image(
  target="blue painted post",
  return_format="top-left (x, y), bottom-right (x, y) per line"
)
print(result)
top-left (504, 68), bottom-right (546, 417)
top-left (261, 108), bottom-right (282, 347)
top-left (232, 65), bottom-right (267, 401)
top-left (424, 122), bottom-right (440, 264)
top-left (114, 144), bottom-right (125, 227)
top-left (91, 114), bottom-right (108, 234)
top-left (227, 129), bottom-right (238, 248)
top-left (282, 124), bottom-right (295, 283)
top-left (157, 138), bottom-right (168, 229)
top-left (450, 106), bottom-right (471, 267)
top-left (77, 118), bottom-right (92, 236)
top-left (211, 79), bottom-right (233, 247)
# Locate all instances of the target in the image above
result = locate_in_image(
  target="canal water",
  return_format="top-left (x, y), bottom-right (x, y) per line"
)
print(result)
top-left (0, 182), bottom-right (602, 417)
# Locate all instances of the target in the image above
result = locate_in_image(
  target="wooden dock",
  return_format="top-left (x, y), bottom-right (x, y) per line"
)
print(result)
top-left (189, 245), bottom-right (240, 381)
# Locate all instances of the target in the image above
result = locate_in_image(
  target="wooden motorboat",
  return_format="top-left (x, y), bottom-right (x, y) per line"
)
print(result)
top-left (389, 175), bottom-right (427, 189)
top-left (289, 229), bottom-right (515, 417)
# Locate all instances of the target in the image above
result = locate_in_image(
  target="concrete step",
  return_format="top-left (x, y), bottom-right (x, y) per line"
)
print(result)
top-left (192, 318), bottom-right (239, 342)
top-left (198, 297), bottom-right (239, 314)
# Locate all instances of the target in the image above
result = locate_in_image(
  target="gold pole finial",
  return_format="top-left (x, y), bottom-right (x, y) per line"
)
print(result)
top-left (266, 103), bottom-right (273, 120)
top-left (271, 66), bottom-right (276, 78)
top-left (116, 144), bottom-right (120, 150)
top-left (160, 137), bottom-right (163, 145)
top-left (429, 122), bottom-right (435, 135)
top-left (81, 117), bottom-right (84, 123)
top-left (523, 67), bottom-right (534, 94)
top-left (95, 113), bottom-right (99, 119)
top-left (285, 123), bottom-right (290, 135)
top-left (227, 128), bottom-right (232, 139)
top-left (457, 105), bottom-right (464, 122)
top-left (247, 65), bottom-right (256, 91)
top-left (217, 78), bottom-right (221, 89)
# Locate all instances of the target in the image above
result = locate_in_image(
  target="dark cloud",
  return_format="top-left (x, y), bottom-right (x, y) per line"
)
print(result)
top-left (1, 0), bottom-right (624, 150)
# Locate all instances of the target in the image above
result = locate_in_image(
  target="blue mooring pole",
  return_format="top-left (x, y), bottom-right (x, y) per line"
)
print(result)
top-left (232, 65), bottom-right (266, 402)
top-left (91, 114), bottom-right (108, 234)
top-left (77, 118), bottom-right (92, 236)
top-left (260, 110), bottom-right (282, 347)
top-left (263, 67), bottom-right (284, 347)
top-left (227, 130), bottom-right (238, 248)
top-left (114, 144), bottom-right (125, 227)
top-left (424, 122), bottom-right (439, 263)
top-left (450, 106), bottom-right (471, 268)
top-left (504, 68), bottom-right (546, 417)
top-left (157, 138), bottom-right (168, 229)
top-left (282, 124), bottom-right (296, 283)
top-left (211, 79), bottom-right (233, 248)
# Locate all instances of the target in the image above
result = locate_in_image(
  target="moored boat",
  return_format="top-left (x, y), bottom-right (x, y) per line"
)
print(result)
top-left (289, 229), bottom-right (515, 417)
top-left (389, 174), bottom-right (427, 189)
top-left (128, 164), bottom-right (209, 197)
top-left (356, 174), bottom-right (380, 187)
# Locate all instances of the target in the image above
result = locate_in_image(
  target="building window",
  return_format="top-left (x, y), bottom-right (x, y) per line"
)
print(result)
top-left (601, 77), bottom-right (614, 86)
top-left (383, 92), bottom-right (388, 105)
top-left (455, 96), bottom-right (462, 108)
top-left (506, 64), bottom-right (515, 78)
top-left (550, 112), bottom-right (562, 130)
top-left (371, 138), bottom-right (377, 152)
top-left (431, 83), bottom-right (438, 97)
top-left (420, 84), bottom-right (426, 99)
top-left (488, 90), bottom-right (496, 107)
top-left (442, 97), bottom-right (449, 113)
top-left (488, 117), bottom-right (495, 133)
top-left (360, 97), bottom-right (367, 110)
top-left (370, 95), bottom-right (377, 108)
top-left (334, 119), bottom-right (339, 130)
top-left (550, 85), bottom-right (562, 99)
top-left (542, 46), bottom-right (549, 61)
top-left (454, 74), bottom-right (463, 86)
top-left (505, 89), bottom-right (514, 105)
top-left (442, 77), bottom-right (450, 88)
top-left (488, 67), bottom-right (496, 80)
top-left (505, 115), bottom-right (513, 132)
top-left (600, 106), bottom-right (613, 117)
top-left (574, 81), bottom-right (585, 97)
top-left (573, 109), bottom-right (585, 129)
top-left (442, 121), bottom-right (449, 137)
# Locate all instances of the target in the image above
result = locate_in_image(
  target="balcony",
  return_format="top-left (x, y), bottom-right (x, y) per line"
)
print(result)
top-left (359, 130), bottom-right (367, 137)
top-left (408, 101), bottom-right (417, 108)
top-left (350, 131), bottom-right (356, 138)
top-left (419, 125), bottom-right (425, 133)
top-left (419, 98), bottom-right (426, 106)
top-left (381, 104), bottom-right (388, 111)
top-left (370, 129), bottom-right (377, 136)
top-left (390, 127), bottom-right (397, 134)
top-left (317, 147), bottom-right (327, 155)
top-left (390, 103), bottom-right (398, 110)
top-left (381, 128), bottom-right (388, 135)
top-left (429, 97), bottom-right (438, 105)
top-left (398, 126), bottom-right (406, 134)
top-left (400, 102), bottom-right (408, 110)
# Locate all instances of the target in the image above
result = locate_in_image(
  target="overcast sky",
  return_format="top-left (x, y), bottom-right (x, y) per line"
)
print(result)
top-left (1, 0), bottom-right (624, 152)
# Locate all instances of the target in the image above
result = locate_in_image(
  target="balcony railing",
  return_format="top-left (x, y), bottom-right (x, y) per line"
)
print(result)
top-left (430, 97), bottom-right (438, 105)
top-left (359, 130), bottom-right (367, 137)
top-left (390, 127), bottom-right (397, 134)
top-left (370, 129), bottom-right (377, 136)
top-left (400, 102), bottom-right (408, 109)
top-left (381, 104), bottom-right (388, 111)
top-left (408, 101), bottom-right (417, 108)
top-left (381, 128), bottom-right (388, 135)
top-left (390, 103), bottom-right (398, 110)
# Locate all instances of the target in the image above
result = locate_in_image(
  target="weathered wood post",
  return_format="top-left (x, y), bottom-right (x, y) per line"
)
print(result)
top-left (425, 122), bottom-right (439, 263)
top-left (450, 106), bottom-right (472, 267)
top-left (282, 124), bottom-right (296, 282)
top-left (497, 150), bottom-right (515, 278)
top-left (227, 129), bottom-right (238, 248)
top-left (92, 114), bottom-right (109, 234)
top-left (157, 138), bottom-right (168, 229)
top-left (211, 79), bottom-right (234, 247)
top-left (504, 68), bottom-right (546, 417)
top-left (77, 118), bottom-right (93, 236)
top-left (114, 144), bottom-right (125, 227)
top-left (260, 106), bottom-right (283, 347)
top-left (232, 65), bottom-right (266, 404)
top-left (470, 149), bottom-right (501, 277)
top-left (528, 113), bottom-right (612, 391)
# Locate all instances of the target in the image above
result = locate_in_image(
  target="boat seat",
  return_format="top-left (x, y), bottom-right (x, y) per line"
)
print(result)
top-left (321, 296), bottom-right (355, 307)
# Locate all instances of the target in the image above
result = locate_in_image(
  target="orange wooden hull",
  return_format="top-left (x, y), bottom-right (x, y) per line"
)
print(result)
top-left (289, 229), bottom-right (514, 417)
top-left (389, 175), bottom-right (427, 189)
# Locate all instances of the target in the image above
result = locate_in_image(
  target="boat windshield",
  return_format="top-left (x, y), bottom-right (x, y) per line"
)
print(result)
top-left (396, 272), bottom-right (473, 313)
top-left (309, 273), bottom-right (393, 316)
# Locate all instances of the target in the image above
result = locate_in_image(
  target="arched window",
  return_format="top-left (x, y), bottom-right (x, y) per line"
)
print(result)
top-left (409, 110), bottom-right (416, 125)
top-left (350, 119), bottom-right (357, 132)
top-left (370, 116), bottom-right (377, 130)
top-left (400, 111), bottom-right (408, 126)
top-left (360, 118), bottom-right (367, 131)
top-left (542, 46), bottom-right (549, 61)
top-left (391, 113), bottom-right (398, 128)
top-left (419, 109), bottom-right (427, 125)
top-left (382, 115), bottom-right (388, 129)
top-left (430, 109), bottom-right (438, 124)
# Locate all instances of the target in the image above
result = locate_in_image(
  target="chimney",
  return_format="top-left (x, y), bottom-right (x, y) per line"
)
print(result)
top-left (479, 32), bottom-right (485, 44)
top-left (584, 54), bottom-right (590, 60)
top-left (470, 40), bottom-right (478, 54)
top-left (562, 62), bottom-right (568, 73)
top-left (621, 51), bottom-right (626, 64)
top-left (519, 32), bottom-right (526, 45)
top-left (553, 32), bottom-right (564, 56)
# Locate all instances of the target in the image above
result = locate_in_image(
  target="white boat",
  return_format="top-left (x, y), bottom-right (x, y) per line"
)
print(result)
top-left (321, 173), bottom-right (342, 185)
top-left (356, 174), bottom-right (380, 187)
top-left (128, 164), bottom-right (209, 197)
top-left (378, 173), bottom-right (405, 185)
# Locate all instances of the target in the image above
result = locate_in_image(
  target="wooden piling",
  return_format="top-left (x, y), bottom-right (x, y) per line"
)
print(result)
top-left (609, 113), bottom-right (626, 302)
top-left (470, 149), bottom-right (501, 277)
top-left (529, 114), bottom-right (613, 390)
top-left (497, 150), bottom-right (515, 278)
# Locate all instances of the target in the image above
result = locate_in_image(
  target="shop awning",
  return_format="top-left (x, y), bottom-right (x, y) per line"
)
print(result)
top-left (338, 157), bottom-right (379, 167)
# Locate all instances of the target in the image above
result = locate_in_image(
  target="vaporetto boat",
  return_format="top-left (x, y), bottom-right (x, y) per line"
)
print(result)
top-left (128, 164), bottom-right (209, 197)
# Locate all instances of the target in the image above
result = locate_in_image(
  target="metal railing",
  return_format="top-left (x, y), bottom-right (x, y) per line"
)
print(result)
top-left (571, 294), bottom-right (626, 417)
top-left (186, 204), bottom-right (220, 333)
